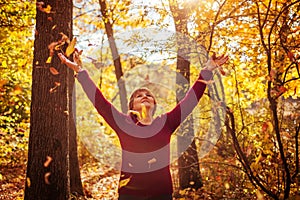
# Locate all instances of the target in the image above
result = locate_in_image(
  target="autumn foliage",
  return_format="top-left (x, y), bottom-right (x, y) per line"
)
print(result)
top-left (1, 0), bottom-right (300, 199)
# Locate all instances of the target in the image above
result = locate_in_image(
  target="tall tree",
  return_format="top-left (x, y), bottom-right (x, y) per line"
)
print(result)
top-left (25, 0), bottom-right (83, 199)
top-left (98, 0), bottom-right (128, 113)
top-left (169, 1), bottom-right (203, 190)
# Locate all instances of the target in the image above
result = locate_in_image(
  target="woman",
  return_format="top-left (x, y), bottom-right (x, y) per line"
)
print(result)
top-left (58, 51), bottom-right (228, 200)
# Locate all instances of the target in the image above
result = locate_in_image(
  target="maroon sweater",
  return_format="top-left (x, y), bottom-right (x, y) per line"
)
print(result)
top-left (77, 69), bottom-right (212, 196)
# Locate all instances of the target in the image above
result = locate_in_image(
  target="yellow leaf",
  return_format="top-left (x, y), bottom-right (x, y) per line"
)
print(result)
top-left (46, 56), bottom-right (52, 64)
top-left (66, 37), bottom-right (77, 57)
top-left (141, 104), bottom-right (147, 119)
top-left (44, 5), bottom-right (52, 14)
top-left (119, 177), bottom-right (131, 189)
top-left (26, 177), bottom-right (31, 187)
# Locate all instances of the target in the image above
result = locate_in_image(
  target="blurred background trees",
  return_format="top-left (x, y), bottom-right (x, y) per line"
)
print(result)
top-left (0, 0), bottom-right (299, 199)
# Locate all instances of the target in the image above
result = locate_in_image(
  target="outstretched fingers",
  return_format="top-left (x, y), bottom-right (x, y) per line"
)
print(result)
top-left (57, 53), bottom-right (80, 72)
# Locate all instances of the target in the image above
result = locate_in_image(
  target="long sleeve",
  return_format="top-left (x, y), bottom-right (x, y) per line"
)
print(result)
top-left (76, 69), bottom-right (126, 130)
top-left (166, 69), bottom-right (213, 132)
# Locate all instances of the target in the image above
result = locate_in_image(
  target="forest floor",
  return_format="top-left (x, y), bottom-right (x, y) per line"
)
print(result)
top-left (0, 161), bottom-right (120, 200)
top-left (0, 161), bottom-right (216, 200)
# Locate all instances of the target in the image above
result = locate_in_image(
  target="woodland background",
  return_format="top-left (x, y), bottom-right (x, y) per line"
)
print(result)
top-left (0, 0), bottom-right (299, 199)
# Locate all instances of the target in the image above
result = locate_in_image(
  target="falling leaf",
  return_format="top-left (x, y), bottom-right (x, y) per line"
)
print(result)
top-left (148, 158), bottom-right (156, 168)
top-left (49, 67), bottom-right (59, 75)
top-left (66, 37), bottom-right (77, 57)
top-left (148, 158), bottom-right (157, 165)
top-left (128, 110), bottom-right (141, 120)
top-left (43, 5), bottom-right (52, 14)
top-left (49, 82), bottom-right (60, 93)
top-left (55, 82), bottom-right (61, 86)
top-left (44, 172), bottom-right (51, 184)
top-left (54, 42), bottom-right (65, 51)
top-left (44, 156), bottom-right (53, 167)
top-left (26, 177), bottom-right (31, 187)
top-left (51, 25), bottom-right (57, 30)
top-left (46, 56), bottom-right (52, 64)
top-left (48, 42), bottom-right (59, 56)
top-left (119, 177), bottom-right (131, 189)
top-left (141, 104), bottom-right (147, 119)
top-left (49, 88), bottom-right (56, 93)
top-left (64, 111), bottom-right (69, 116)
top-left (60, 32), bottom-right (70, 43)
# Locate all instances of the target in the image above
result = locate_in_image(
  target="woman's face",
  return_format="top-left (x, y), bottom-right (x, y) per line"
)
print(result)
top-left (132, 90), bottom-right (155, 113)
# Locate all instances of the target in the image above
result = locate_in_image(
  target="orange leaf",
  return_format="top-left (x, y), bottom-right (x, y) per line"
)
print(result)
top-left (44, 172), bottom-right (51, 184)
top-left (44, 156), bottom-right (53, 167)
top-left (55, 82), bottom-right (61, 86)
top-left (60, 32), bottom-right (70, 43)
top-left (48, 42), bottom-right (59, 56)
top-left (26, 178), bottom-right (31, 188)
top-left (49, 67), bottom-right (59, 75)
top-left (43, 5), bottom-right (52, 14)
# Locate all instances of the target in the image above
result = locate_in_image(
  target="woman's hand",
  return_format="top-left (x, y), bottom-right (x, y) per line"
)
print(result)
top-left (205, 53), bottom-right (229, 74)
top-left (57, 51), bottom-right (82, 73)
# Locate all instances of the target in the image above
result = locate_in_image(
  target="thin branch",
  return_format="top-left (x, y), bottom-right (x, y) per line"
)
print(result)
top-left (292, 123), bottom-right (300, 180)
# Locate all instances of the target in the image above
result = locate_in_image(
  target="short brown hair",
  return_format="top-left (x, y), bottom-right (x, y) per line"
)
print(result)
top-left (128, 87), bottom-right (157, 115)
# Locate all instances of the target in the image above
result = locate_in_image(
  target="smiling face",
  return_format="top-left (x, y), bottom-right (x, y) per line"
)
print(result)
top-left (129, 87), bottom-right (156, 116)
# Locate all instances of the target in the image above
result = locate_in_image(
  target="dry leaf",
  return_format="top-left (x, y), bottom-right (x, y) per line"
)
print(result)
top-left (66, 37), bottom-right (77, 57)
top-left (49, 67), bottom-right (59, 75)
top-left (26, 177), bottom-right (31, 187)
top-left (119, 177), bottom-right (131, 189)
top-left (46, 56), bottom-right (52, 64)
top-left (55, 82), bottom-right (61, 86)
top-left (60, 32), bottom-right (70, 43)
top-left (44, 156), bottom-right (53, 167)
top-left (44, 172), bottom-right (51, 184)
top-left (141, 104), bottom-right (147, 119)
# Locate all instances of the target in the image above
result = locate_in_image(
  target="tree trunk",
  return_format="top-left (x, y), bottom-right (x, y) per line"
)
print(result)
top-left (99, 0), bottom-right (128, 113)
top-left (25, 1), bottom-right (83, 199)
top-left (172, 8), bottom-right (202, 190)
